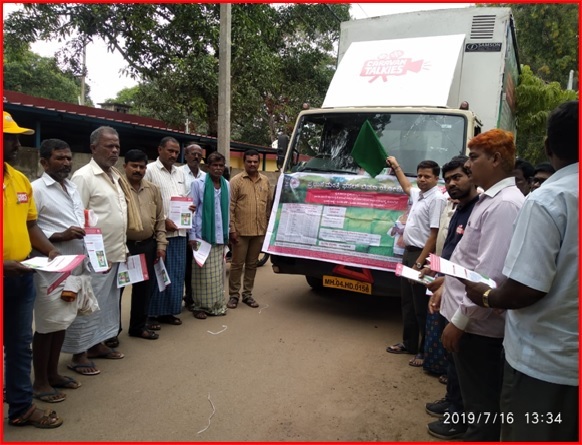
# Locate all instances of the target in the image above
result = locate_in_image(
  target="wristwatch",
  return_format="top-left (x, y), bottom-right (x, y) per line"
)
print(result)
top-left (415, 262), bottom-right (424, 269)
top-left (482, 288), bottom-right (492, 308)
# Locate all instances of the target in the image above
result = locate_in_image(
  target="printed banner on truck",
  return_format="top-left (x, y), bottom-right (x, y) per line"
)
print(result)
top-left (262, 172), bottom-right (412, 272)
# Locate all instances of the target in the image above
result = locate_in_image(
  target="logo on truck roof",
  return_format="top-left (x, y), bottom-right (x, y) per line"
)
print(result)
top-left (361, 50), bottom-right (429, 83)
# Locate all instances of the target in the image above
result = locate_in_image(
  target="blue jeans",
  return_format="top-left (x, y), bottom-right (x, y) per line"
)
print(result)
top-left (3, 273), bottom-right (35, 421)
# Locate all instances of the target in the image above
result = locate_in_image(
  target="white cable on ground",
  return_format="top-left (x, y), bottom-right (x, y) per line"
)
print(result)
top-left (258, 304), bottom-right (270, 314)
top-left (207, 325), bottom-right (228, 335)
top-left (197, 393), bottom-right (216, 434)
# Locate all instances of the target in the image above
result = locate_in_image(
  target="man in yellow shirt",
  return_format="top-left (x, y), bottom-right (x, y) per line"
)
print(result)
top-left (3, 112), bottom-right (63, 428)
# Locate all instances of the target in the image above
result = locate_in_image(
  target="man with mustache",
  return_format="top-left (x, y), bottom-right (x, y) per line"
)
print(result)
top-left (144, 137), bottom-right (190, 328)
top-left (30, 139), bottom-right (89, 402)
top-left (122, 149), bottom-right (167, 340)
top-left (180, 144), bottom-right (206, 311)
top-left (385, 156), bottom-right (447, 367)
top-left (4, 113), bottom-right (63, 428)
top-left (64, 126), bottom-right (128, 375)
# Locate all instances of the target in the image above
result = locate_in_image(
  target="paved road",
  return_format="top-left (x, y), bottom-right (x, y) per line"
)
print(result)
top-left (4, 263), bottom-right (442, 442)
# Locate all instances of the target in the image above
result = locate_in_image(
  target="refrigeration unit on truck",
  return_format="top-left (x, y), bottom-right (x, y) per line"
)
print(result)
top-left (263, 7), bottom-right (520, 297)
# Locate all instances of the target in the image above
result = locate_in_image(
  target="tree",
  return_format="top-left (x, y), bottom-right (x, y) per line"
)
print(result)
top-left (4, 4), bottom-right (350, 145)
top-left (490, 4), bottom-right (578, 88)
top-left (3, 43), bottom-right (90, 104)
top-left (515, 65), bottom-right (577, 164)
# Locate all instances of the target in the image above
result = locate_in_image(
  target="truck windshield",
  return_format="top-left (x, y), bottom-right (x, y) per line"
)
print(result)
top-left (289, 112), bottom-right (466, 176)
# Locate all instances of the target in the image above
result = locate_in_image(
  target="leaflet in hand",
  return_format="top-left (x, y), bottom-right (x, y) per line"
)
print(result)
top-left (84, 227), bottom-right (109, 272)
top-left (153, 258), bottom-right (171, 292)
top-left (21, 255), bottom-right (85, 273)
top-left (395, 263), bottom-right (435, 285)
top-left (428, 253), bottom-right (497, 288)
top-left (191, 238), bottom-right (212, 267)
top-left (117, 254), bottom-right (149, 288)
top-left (169, 196), bottom-right (194, 229)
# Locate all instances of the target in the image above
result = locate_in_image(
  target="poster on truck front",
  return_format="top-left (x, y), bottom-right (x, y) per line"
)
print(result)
top-left (263, 172), bottom-right (412, 272)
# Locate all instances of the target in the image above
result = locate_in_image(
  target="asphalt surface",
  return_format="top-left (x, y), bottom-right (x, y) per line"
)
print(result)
top-left (3, 262), bottom-right (443, 442)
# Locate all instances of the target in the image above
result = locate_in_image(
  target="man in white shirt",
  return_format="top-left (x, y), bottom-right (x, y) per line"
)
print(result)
top-left (66, 126), bottom-right (128, 375)
top-left (385, 157), bottom-right (446, 367)
top-left (180, 144), bottom-right (206, 310)
top-left (463, 101), bottom-right (579, 442)
top-left (144, 137), bottom-right (189, 327)
top-left (31, 139), bottom-right (87, 400)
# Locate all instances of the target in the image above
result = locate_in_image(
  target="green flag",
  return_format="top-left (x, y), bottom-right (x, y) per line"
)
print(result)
top-left (351, 120), bottom-right (387, 178)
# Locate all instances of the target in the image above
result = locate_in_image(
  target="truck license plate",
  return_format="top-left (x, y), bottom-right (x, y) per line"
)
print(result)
top-left (323, 275), bottom-right (372, 295)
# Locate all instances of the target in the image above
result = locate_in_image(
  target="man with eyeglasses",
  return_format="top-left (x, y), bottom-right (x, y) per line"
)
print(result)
top-left (530, 162), bottom-right (555, 192)
top-left (180, 144), bottom-right (206, 310)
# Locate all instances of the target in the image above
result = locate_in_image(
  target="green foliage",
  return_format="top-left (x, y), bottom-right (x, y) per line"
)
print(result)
top-left (516, 65), bottom-right (578, 163)
top-left (4, 4), bottom-right (350, 145)
top-left (486, 3), bottom-right (579, 88)
top-left (3, 43), bottom-right (88, 104)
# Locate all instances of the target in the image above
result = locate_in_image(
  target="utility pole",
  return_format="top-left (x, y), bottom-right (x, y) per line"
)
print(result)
top-left (79, 41), bottom-right (87, 105)
top-left (217, 3), bottom-right (231, 167)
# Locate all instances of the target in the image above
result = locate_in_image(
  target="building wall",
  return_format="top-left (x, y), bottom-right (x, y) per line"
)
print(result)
top-left (13, 146), bottom-right (281, 189)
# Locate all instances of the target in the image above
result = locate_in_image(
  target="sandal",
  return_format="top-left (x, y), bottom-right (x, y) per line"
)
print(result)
top-left (104, 336), bottom-right (119, 348)
top-left (438, 374), bottom-right (448, 385)
top-left (147, 318), bottom-right (161, 331)
top-left (129, 329), bottom-right (159, 340)
top-left (193, 310), bottom-right (207, 320)
top-left (386, 342), bottom-right (410, 354)
top-left (9, 404), bottom-right (63, 429)
top-left (242, 296), bottom-right (259, 308)
top-left (409, 353), bottom-right (425, 367)
top-left (227, 296), bottom-right (239, 309)
top-left (157, 315), bottom-right (183, 325)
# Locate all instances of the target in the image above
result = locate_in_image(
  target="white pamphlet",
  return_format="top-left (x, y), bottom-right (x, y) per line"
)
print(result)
top-left (21, 255), bottom-right (85, 273)
top-left (395, 263), bottom-right (435, 285)
top-left (191, 238), bottom-right (212, 267)
top-left (428, 253), bottom-right (497, 288)
top-left (153, 258), bottom-right (171, 292)
top-left (116, 254), bottom-right (149, 288)
top-left (169, 196), bottom-right (194, 229)
top-left (84, 227), bottom-right (109, 272)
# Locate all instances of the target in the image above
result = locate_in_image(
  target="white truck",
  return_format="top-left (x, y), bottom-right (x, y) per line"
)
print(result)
top-left (265, 7), bottom-right (520, 297)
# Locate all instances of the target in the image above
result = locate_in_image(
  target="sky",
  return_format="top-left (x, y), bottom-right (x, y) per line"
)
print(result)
top-left (4, 3), bottom-right (472, 105)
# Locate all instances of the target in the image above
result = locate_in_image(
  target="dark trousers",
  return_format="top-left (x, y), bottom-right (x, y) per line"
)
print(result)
top-left (453, 332), bottom-right (504, 442)
top-left (441, 316), bottom-right (464, 413)
top-left (500, 359), bottom-right (578, 442)
top-left (400, 247), bottom-right (428, 355)
top-left (184, 233), bottom-right (193, 305)
top-left (3, 274), bottom-right (35, 420)
top-left (124, 238), bottom-right (156, 335)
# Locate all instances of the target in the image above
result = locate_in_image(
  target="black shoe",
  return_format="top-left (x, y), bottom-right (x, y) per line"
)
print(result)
top-left (427, 418), bottom-right (467, 440)
top-left (425, 397), bottom-right (450, 418)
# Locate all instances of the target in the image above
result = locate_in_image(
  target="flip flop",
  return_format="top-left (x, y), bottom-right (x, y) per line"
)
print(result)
top-left (409, 353), bottom-right (425, 367)
top-left (51, 376), bottom-right (82, 389)
top-left (87, 348), bottom-right (125, 360)
top-left (66, 361), bottom-right (101, 376)
top-left (33, 389), bottom-right (66, 403)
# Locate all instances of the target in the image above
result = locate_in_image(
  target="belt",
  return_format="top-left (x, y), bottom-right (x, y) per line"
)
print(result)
top-left (404, 245), bottom-right (423, 252)
top-left (127, 237), bottom-right (155, 245)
